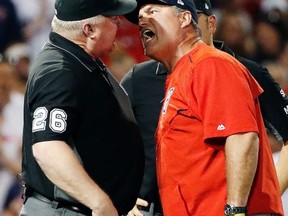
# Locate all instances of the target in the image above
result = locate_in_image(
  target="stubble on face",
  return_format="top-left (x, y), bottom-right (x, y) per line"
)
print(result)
top-left (139, 5), bottom-right (181, 61)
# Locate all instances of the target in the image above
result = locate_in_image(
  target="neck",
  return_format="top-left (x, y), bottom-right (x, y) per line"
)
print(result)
top-left (163, 35), bottom-right (202, 73)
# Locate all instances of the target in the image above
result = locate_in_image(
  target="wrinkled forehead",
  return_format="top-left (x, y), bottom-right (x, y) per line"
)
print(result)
top-left (139, 3), bottom-right (173, 15)
top-left (140, 3), bottom-right (169, 10)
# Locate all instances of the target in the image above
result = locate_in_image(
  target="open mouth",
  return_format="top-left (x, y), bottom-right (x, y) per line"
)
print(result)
top-left (142, 29), bottom-right (155, 43)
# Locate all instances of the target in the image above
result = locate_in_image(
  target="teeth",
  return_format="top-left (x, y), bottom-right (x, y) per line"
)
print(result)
top-left (143, 30), bottom-right (151, 39)
top-left (143, 30), bottom-right (154, 39)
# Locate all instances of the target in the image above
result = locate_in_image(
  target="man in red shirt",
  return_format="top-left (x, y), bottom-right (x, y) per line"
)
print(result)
top-left (126, 0), bottom-right (284, 215)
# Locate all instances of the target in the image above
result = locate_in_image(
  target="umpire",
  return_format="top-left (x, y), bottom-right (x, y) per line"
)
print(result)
top-left (20, 0), bottom-right (144, 215)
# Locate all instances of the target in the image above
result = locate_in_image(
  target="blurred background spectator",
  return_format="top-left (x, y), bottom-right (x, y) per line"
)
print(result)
top-left (102, 16), bottom-right (148, 81)
top-left (0, 43), bottom-right (29, 215)
top-left (212, 0), bottom-right (288, 94)
top-left (10, 0), bottom-right (55, 61)
top-left (214, 9), bottom-right (255, 59)
top-left (0, 0), bottom-right (23, 56)
top-left (0, 0), bottom-right (287, 215)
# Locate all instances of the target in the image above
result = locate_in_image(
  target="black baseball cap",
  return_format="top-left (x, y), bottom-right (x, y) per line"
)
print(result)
top-left (125, 0), bottom-right (198, 24)
top-left (55, 0), bottom-right (137, 21)
top-left (193, 0), bottom-right (212, 16)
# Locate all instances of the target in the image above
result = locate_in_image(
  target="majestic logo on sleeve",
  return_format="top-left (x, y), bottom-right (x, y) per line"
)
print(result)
top-left (162, 87), bottom-right (175, 115)
top-left (32, 107), bottom-right (67, 133)
top-left (217, 124), bottom-right (226, 131)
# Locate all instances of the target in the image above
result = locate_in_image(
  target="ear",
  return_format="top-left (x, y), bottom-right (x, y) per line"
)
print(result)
top-left (180, 11), bottom-right (192, 28)
top-left (207, 15), bottom-right (217, 34)
top-left (82, 23), bottom-right (95, 38)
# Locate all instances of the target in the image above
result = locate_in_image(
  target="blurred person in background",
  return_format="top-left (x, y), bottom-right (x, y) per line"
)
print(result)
top-left (214, 10), bottom-right (256, 59)
top-left (261, 0), bottom-right (288, 15)
top-left (0, 43), bottom-right (30, 215)
top-left (102, 16), bottom-right (147, 81)
top-left (0, 60), bottom-right (23, 215)
top-left (10, 0), bottom-right (55, 61)
top-left (254, 9), bottom-right (287, 64)
top-left (278, 41), bottom-right (288, 93)
top-left (0, 0), bottom-right (23, 55)
top-left (106, 45), bottom-right (137, 81)
top-left (121, 60), bottom-right (166, 216)
top-left (264, 62), bottom-right (288, 96)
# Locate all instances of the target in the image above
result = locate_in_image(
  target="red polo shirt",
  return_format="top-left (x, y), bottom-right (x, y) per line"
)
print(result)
top-left (156, 43), bottom-right (283, 216)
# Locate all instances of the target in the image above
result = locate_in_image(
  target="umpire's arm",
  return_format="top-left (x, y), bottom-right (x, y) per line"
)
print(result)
top-left (276, 143), bottom-right (288, 194)
top-left (33, 140), bottom-right (118, 216)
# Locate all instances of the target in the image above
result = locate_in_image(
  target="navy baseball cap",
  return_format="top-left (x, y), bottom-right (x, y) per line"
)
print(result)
top-left (55, 0), bottom-right (137, 21)
top-left (125, 0), bottom-right (198, 24)
top-left (193, 0), bottom-right (212, 16)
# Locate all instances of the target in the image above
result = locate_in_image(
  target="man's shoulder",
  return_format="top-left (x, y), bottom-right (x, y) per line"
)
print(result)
top-left (124, 60), bottom-right (166, 79)
top-left (133, 60), bottom-right (163, 74)
top-left (236, 55), bottom-right (267, 77)
top-left (192, 43), bottom-right (235, 66)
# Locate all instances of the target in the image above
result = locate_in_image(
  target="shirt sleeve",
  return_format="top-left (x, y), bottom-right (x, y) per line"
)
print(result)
top-left (192, 57), bottom-right (262, 143)
top-left (242, 58), bottom-right (288, 142)
top-left (28, 69), bottom-right (81, 144)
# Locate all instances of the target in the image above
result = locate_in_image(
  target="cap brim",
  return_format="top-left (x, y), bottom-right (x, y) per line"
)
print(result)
top-left (123, 4), bottom-right (141, 24)
top-left (102, 0), bottom-right (137, 16)
top-left (124, 0), bottom-right (169, 24)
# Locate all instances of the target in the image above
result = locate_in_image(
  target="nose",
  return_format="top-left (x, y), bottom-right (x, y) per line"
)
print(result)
top-left (138, 14), bottom-right (148, 26)
top-left (138, 10), bottom-right (150, 25)
top-left (138, 14), bottom-right (143, 24)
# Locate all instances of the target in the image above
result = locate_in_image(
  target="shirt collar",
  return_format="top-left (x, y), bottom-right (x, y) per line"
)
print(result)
top-left (48, 32), bottom-right (104, 73)
top-left (213, 40), bottom-right (236, 58)
top-left (156, 62), bottom-right (168, 75)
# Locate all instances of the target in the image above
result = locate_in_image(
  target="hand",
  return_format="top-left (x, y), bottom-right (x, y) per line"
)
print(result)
top-left (127, 198), bottom-right (149, 216)
top-left (91, 198), bottom-right (118, 216)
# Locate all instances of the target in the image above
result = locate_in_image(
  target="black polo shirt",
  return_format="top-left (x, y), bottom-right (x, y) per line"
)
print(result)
top-left (22, 32), bottom-right (144, 214)
top-left (121, 60), bottom-right (167, 213)
top-left (214, 40), bottom-right (288, 143)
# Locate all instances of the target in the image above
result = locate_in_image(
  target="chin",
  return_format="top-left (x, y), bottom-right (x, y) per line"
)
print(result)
top-left (104, 45), bottom-right (115, 55)
top-left (145, 49), bottom-right (162, 62)
top-left (110, 46), bottom-right (115, 53)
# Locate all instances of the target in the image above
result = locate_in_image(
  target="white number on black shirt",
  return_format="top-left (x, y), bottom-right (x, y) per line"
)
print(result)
top-left (32, 107), bottom-right (48, 132)
top-left (32, 107), bottom-right (67, 133)
top-left (49, 108), bottom-right (67, 133)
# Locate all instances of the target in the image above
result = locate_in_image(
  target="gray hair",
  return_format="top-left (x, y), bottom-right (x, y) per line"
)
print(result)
top-left (51, 15), bottom-right (105, 38)
top-left (172, 6), bottom-right (201, 36)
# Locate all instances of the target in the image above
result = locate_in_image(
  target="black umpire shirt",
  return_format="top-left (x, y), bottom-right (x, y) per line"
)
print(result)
top-left (121, 60), bottom-right (167, 213)
top-left (22, 31), bottom-right (144, 214)
top-left (214, 40), bottom-right (288, 143)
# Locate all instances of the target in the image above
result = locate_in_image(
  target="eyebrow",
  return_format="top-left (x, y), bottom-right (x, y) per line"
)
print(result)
top-left (138, 5), bottom-right (153, 20)
top-left (138, 4), bottom-right (170, 18)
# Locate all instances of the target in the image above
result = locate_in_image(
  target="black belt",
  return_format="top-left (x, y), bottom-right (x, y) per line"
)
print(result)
top-left (30, 191), bottom-right (91, 215)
